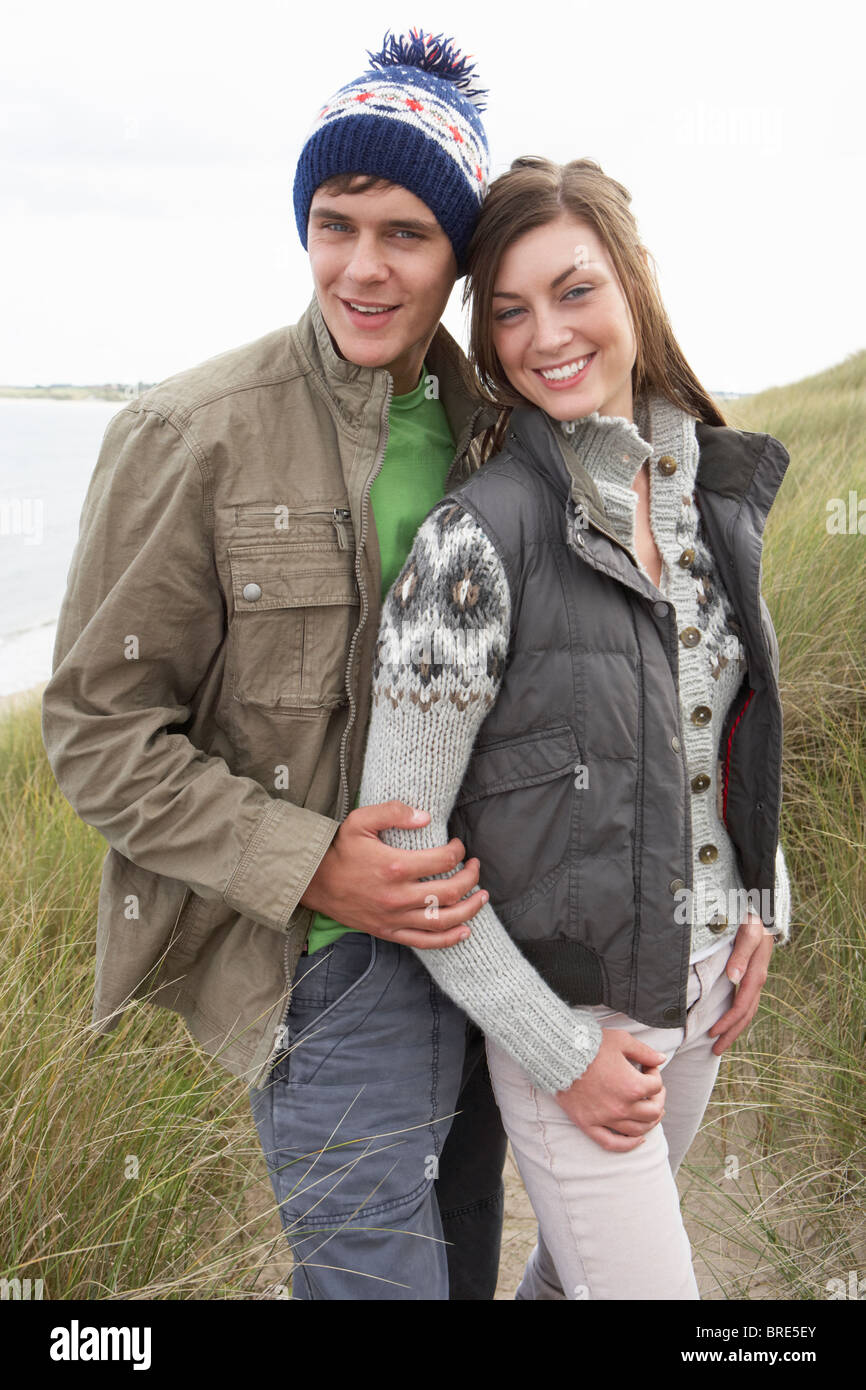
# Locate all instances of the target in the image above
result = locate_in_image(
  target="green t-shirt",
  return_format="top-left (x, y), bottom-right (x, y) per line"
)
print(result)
top-left (305, 366), bottom-right (455, 954)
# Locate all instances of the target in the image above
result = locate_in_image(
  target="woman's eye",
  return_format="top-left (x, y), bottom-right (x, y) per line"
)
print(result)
top-left (564, 285), bottom-right (590, 302)
top-left (494, 306), bottom-right (524, 322)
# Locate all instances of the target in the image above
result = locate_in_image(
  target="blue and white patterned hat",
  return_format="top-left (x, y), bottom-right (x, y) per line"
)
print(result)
top-left (293, 30), bottom-right (489, 274)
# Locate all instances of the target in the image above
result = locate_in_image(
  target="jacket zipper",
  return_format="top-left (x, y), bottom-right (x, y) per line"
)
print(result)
top-left (721, 686), bottom-right (756, 824)
top-left (272, 380), bottom-right (394, 1071)
top-left (299, 507), bottom-right (352, 549)
top-left (335, 376), bottom-right (395, 823)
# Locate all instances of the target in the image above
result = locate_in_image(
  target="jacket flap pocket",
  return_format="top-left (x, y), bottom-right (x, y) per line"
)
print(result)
top-left (228, 543), bottom-right (358, 611)
top-left (455, 725), bottom-right (579, 806)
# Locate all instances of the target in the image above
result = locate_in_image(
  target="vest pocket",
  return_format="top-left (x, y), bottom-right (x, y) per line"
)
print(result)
top-left (227, 540), bottom-right (359, 711)
top-left (452, 725), bottom-right (579, 918)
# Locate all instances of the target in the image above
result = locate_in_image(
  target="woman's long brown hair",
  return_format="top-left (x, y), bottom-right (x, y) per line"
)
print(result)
top-left (463, 156), bottom-right (726, 461)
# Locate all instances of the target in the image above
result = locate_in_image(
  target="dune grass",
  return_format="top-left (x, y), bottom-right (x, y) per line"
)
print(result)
top-left (678, 353), bottom-right (866, 1296)
top-left (1, 351), bottom-right (863, 1299)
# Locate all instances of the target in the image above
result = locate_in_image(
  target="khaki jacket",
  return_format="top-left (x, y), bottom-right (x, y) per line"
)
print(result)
top-left (42, 296), bottom-right (491, 1089)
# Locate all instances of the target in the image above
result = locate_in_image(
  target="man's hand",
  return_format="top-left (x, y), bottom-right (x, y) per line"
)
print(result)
top-left (299, 800), bottom-right (488, 949)
top-left (554, 1031), bottom-right (668, 1152)
top-left (708, 912), bottom-right (774, 1054)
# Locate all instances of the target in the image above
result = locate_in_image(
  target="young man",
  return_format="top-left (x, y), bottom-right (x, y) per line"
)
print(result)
top-left (41, 32), bottom-right (509, 1300)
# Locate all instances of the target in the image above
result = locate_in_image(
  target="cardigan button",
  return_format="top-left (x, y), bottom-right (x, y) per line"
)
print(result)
top-left (690, 705), bottom-right (712, 725)
top-left (680, 626), bottom-right (701, 647)
top-left (662, 1006), bottom-right (680, 1023)
top-left (242, 582), bottom-right (263, 602)
top-left (691, 773), bottom-right (711, 793)
top-left (699, 843), bottom-right (719, 864)
top-left (677, 547), bottom-right (695, 567)
top-left (707, 914), bottom-right (729, 933)
top-left (657, 455), bottom-right (677, 476)
top-left (669, 878), bottom-right (685, 895)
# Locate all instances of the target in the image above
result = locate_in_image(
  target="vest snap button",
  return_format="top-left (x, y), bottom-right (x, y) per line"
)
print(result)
top-left (653, 601), bottom-right (669, 618)
top-left (663, 1006), bottom-right (680, 1023)
top-left (671, 735), bottom-right (681, 753)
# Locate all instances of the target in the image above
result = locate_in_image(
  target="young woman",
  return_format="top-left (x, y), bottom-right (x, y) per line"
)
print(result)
top-left (357, 156), bottom-right (791, 1300)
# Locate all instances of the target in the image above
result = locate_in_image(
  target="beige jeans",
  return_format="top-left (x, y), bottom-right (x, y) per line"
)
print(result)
top-left (486, 938), bottom-right (736, 1300)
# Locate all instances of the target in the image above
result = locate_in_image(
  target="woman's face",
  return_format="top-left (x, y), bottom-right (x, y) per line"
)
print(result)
top-left (490, 213), bottom-right (637, 422)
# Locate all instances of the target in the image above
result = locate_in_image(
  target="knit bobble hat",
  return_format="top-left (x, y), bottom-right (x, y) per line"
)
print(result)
top-left (293, 29), bottom-right (489, 274)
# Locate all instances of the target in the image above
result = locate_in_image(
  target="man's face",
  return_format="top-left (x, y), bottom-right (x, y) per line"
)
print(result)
top-left (307, 182), bottom-right (457, 394)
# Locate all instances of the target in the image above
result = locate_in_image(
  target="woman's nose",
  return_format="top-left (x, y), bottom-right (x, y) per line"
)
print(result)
top-left (533, 313), bottom-right (572, 355)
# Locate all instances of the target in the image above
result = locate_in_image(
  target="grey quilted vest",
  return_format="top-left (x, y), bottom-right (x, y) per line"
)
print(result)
top-left (444, 405), bottom-right (789, 1029)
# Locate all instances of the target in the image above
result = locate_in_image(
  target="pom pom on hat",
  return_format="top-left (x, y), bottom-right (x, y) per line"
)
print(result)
top-left (366, 28), bottom-right (488, 110)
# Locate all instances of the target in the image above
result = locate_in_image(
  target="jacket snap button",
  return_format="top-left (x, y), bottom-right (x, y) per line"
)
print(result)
top-left (691, 773), bottom-right (711, 792)
top-left (662, 1006), bottom-right (679, 1023)
top-left (690, 705), bottom-right (712, 725)
top-left (653, 601), bottom-right (669, 617)
top-left (708, 914), bottom-right (728, 933)
top-left (699, 843), bottom-right (719, 863)
top-left (657, 455), bottom-right (677, 476)
top-left (242, 582), bottom-right (263, 602)
top-left (677, 547), bottom-right (695, 567)
top-left (669, 878), bottom-right (685, 894)
top-left (671, 735), bottom-right (681, 753)
top-left (680, 626), bottom-right (701, 647)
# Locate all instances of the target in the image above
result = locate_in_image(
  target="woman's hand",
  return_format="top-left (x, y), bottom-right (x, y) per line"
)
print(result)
top-left (554, 1030), bottom-right (668, 1152)
top-left (708, 912), bottom-right (774, 1055)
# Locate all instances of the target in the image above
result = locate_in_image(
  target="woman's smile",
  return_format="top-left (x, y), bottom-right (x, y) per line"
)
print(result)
top-left (532, 352), bottom-right (596, 388)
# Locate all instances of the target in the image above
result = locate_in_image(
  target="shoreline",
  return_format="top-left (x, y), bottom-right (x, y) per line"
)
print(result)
top-left (0, 680), bottom-right (48, 716)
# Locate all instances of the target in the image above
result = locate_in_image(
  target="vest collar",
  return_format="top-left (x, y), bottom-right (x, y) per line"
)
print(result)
top-left (508, 401), bottom-right (790, 534)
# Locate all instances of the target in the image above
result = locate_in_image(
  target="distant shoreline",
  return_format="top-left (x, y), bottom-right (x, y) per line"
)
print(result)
top-left (0, 386), bottom-right (153, 402)
top-left (0, 680), bottom-right (47, 716)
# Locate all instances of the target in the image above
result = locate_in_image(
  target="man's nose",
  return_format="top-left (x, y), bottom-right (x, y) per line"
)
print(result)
top-left (346, 236), bottom-right (388, 283)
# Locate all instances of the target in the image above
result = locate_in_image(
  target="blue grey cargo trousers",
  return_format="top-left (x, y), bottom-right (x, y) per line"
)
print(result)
top-left (249, 930), bottom-right (507, 1299)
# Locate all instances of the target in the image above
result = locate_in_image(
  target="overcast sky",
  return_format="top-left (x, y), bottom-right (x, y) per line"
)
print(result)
top-left (2, 0), bottom-right (863, 394)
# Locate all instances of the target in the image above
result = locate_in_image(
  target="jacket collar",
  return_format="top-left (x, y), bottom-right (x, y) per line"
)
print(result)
top-left (294, 293), bottom-right (490, 462)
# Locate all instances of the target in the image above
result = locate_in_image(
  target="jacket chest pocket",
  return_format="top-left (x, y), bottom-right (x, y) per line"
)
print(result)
top-left (227, 534), bottom-right (359, 712)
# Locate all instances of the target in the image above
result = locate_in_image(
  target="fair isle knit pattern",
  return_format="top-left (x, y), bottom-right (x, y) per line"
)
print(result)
top-left (358, 502), bottom-right (604, 1094)
top-left (561, 395), bottom-right (790, 956)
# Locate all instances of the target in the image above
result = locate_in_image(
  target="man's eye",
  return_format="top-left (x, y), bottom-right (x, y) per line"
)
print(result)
top-left (322, 222), bottom-right (351, 233)
top-left (393, 229), bottom-right (420, 239)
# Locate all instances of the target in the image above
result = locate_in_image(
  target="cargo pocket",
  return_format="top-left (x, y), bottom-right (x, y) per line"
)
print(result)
top-left (451, 725), bottom-right (579, 919)
top-left (227, 538), bottom-right (359, 712)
